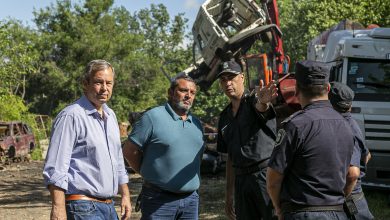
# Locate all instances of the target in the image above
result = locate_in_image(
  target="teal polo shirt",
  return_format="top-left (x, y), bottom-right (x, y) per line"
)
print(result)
top-left (129, 103), bottom-right (204, 193)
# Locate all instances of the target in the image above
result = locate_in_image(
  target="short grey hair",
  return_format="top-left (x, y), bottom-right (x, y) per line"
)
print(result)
top-left (82, 60), bottom-right (114, 83)
top-left (169, 73), bottom-right (196, 91)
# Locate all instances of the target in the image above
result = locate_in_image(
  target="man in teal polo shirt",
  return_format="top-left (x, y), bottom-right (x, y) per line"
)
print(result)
top-left (123, 74), bottom-right (204, 220)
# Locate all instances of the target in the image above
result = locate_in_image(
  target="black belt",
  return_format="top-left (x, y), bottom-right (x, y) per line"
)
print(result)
top-left (143, 182), bottom-right (194, 196)
top-left (281, 202), bottom-right (344, 213)
top-left (234, 160), bottom-right (268, 176)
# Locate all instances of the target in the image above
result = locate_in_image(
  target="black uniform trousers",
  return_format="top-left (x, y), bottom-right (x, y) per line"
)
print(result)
top-left (234, 167), bottom-right (274, 220)
top-left (347, 193), bottom-right (374, 220)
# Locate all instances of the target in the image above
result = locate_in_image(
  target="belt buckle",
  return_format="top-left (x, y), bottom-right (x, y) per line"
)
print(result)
top-left (94, 197), bottom-right (112, 204)
top-left (103, 199), bottom-right (112, 204)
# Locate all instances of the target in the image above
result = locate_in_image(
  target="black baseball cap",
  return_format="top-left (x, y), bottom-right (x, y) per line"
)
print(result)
top-left (295, 60), bottom-right (330, 85)
top-left (329, 81), bottom-right (354, 110)
top-left (217, 60), bottom-right (242, 78)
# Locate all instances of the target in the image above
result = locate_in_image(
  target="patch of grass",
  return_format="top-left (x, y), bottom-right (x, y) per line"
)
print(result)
top-left (199, 174), bottom-right (226, 220)
top-left (127, 173), bottom-right (390, 219)
top-left (30, 147), bottom-right (42, 161)
top-left (365, 189), bottom-right (390, 220)
top-left (197, 174), bottom-right (390, 220)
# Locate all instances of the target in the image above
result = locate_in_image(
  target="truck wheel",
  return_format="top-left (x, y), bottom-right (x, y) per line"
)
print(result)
top-left (29, 142), bottom-right (35, 152)
top-left (7, 146), bottom-right (15, 158)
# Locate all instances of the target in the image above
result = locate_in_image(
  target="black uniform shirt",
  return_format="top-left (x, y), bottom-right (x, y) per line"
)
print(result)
top-left (268, 100), bottom-right (354, 206)
top-left (342, 112), bottom-right (369, 194)
top-left (217, 93), bottom-right (277, 168)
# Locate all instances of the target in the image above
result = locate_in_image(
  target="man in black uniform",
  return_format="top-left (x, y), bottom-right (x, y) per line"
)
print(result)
top-left (267, 60), bottom-right (356, 220)
top-left (329, 82), bottom-right (374, 220)
top-left (216, 59), bottom-right (278, 220)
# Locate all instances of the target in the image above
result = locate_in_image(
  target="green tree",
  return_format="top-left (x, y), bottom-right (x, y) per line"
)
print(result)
top-left (26, 0), bottom-right (191, 121)
top-left (0, 20), bottom-right (38, 99)
top-left (192, 83), bottom-right (229, 123)
top-left (0, 94), bottom-right (28, 121)
top-left (0, 20), bottom-right (39, 122)
top-left (1, 1), bottom-right (230, 123)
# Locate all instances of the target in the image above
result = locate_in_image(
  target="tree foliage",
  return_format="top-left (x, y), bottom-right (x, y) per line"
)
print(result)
top-left (0, 20), bottom-right (39, 122)
top-left (25, 0), bottom-right (193, 121)
top-left (192, 83), bottom-right (229, 123)
top-left (0, 93), bottom-right (28, 121)
top-left (0, 20), bottom-right (38, 99)
top-left (1, 0), bottom-right (389, 124)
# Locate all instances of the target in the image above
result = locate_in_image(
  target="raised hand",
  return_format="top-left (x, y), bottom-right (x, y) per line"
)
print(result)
top-left (256, 80), bottom-right (278, 104)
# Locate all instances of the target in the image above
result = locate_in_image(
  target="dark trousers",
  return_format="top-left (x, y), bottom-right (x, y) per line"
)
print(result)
top-left (234, 167), bottom-right (273, 220)
top-left (350, 195), bottom-right (374, 220)
top-left (284, 211), bottom-right (349, 220)
top-left (140, 186), bottom-right (199, 220)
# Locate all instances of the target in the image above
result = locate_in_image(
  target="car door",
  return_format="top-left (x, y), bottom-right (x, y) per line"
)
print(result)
top-left (12, 123), bottom-right (26, 157)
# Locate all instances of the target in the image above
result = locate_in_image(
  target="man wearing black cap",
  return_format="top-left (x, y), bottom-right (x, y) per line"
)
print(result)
top-left (267, 60), bottom-right (356, 220)
top-left (329, 82), bottom-right (374, 220)
top-left (216, 59), bottom-right (278, 220)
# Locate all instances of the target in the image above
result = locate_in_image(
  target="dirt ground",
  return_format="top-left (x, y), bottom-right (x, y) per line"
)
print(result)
top-left (0, 161), bottom-right (51, 219)
top-left (0, 161), bottom-right (225, 220)
top-left (0, 161), bottom-right (142, 220)
top-left (1, 160), bottom-right (390, 220)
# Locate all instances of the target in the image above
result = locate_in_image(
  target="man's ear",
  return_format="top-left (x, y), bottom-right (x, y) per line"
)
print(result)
top-left (326, 83), bottom-right (331, 92)
top-left (82, 80), bottom-right (88, 92)
top-left (167, 88), bottom-right (173, 99)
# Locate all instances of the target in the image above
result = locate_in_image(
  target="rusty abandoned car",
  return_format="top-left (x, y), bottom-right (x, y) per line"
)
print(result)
top-left (0, 121), bottom-right (36, 162)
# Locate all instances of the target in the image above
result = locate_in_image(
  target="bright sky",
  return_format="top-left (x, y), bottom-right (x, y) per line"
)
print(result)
top-left (0, 0), bottom-right (202, 29)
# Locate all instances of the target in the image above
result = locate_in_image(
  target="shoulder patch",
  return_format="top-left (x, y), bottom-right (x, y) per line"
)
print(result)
top-left (281, 110), bottom-right (303, 125)
top-left (275, 129), bottom-right (286, 146)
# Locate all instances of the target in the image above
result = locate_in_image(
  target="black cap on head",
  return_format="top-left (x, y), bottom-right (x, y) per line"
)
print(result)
top-left (217, 60), bottom-right (242, 78)
top-left (295, 60), bottom-right (330, 85)
top-left (329, 82), bottom-right (354, 111)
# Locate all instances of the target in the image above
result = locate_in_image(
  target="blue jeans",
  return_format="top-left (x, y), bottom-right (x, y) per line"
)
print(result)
top-left (140, 187), bottom-right (199, 220)
top-left (66, 200), bottom-right (119, 220)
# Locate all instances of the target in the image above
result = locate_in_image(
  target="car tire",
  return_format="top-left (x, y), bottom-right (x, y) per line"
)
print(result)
top-left (29, 142), bottom-right (35, 152)
top-left (7, 146), bottom-right (15, 158)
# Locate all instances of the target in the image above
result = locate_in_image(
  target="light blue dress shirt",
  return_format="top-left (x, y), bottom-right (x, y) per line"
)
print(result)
top-left (43, 95), bottom-right (128, 198)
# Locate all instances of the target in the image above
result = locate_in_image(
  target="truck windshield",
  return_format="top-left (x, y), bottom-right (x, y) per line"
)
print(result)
top-left (346, 58), bottom-right (390, 101)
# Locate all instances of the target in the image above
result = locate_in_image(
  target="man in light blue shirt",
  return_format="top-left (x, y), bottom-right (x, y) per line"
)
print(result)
top-left (123, 74), bottom-right (204, 220)
top-left (43, 60), bottom-right (131, 220)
